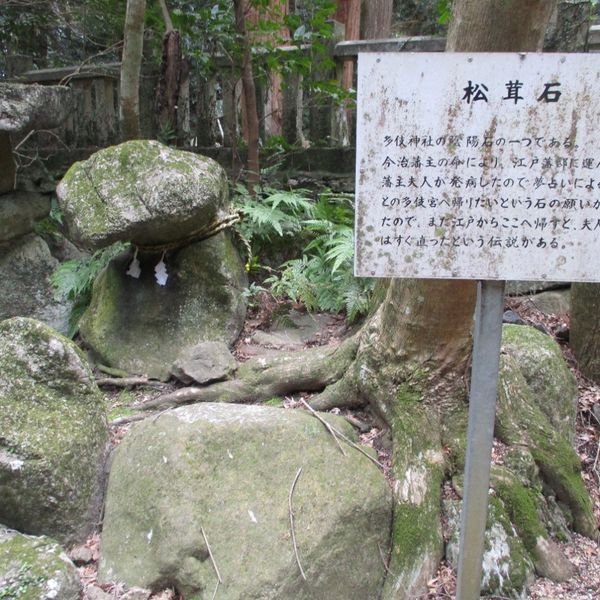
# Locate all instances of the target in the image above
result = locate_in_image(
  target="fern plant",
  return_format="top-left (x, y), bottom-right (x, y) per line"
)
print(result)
top-left (263, 190), bottom-right (374, 322)
top-left (51, 242), bottom-right (130, 337)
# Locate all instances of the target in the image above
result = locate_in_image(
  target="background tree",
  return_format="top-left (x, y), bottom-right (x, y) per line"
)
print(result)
top-left (120, 0), bottom-right (146, 141)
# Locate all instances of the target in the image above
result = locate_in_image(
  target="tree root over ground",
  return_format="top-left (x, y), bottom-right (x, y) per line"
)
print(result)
top-left (137, 335), bottom-right (361, 411)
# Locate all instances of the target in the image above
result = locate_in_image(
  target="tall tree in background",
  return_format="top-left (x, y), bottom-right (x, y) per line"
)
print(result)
top-left (361, 0), bottom-right (392, 38)
top-left (155, 0), bottom-right (183, 140)
top-left (120, 0), bottom-right (146, 140)
top-left (234, 0), bottom-right (260, 192)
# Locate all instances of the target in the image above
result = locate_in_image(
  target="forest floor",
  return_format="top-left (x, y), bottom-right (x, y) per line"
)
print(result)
top-left (80, 294), bottom-right (600, 600)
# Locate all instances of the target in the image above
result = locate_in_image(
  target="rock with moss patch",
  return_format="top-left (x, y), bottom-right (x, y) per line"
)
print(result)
top-left (496, 325), bottom-right (596, 539)
top-left (0, 234), bottom-right (72, 335)
top-left (0, 192), bottom-right (50, 243)
top-left (0, 318), bottom-right (109, 545)
top-left (445, 498), bottom-right (534, 597)
top-left (501, 324), bottom-right (577, 442)
top-left (0, 83), bottom-right (74, 134)
top-left (0, 527), bottom-right (81, 600)
top-left (171, 341), bottom-right (237, 384)
top-left (79, 233), bottom-right (246, 380)
top-left (98, 403), bottom-right (392, 599)
top-left (56, 140), bottom-right (230, 250)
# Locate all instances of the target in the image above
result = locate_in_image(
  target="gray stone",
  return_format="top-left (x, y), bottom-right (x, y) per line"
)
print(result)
top-left (69, 545), bottom-right (94, 565)
top-left (0, 83), bottom-right (73, 133)
top-left (0, 234), bottom-right (72, 335)
top-left (120, 587), bottom-right (152, 600)
top-left (506, 281), bottom-right (563, 296)
top-left (501, 325), bottom-right (578, 442)
top-left (86, 585), bottom-right (113, 600)
top-left (0, 191), bottom-right (50, 243)
top-left (80, 233), bottom-right (246, 380)
top-left (56, 140), bottom-right (230, 249)
top-left (0, 527), bottom-right (81, 600)
top-left (98, 403), bottom-right (392, 600)
top-left (527, 289), bottom-right (571, 315)
top-left (532, 536), bottom-right (575, 581)
top-left (444, 499), bottom-right (535, 598)
top-left (0, 318), bottom-right (109, 545)
top-left (171, 341), bottom-right (237, 384)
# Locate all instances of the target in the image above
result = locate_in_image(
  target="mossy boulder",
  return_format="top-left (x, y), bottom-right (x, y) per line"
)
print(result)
top-left (0, 318), bottom-right (109, 545)
top-left (98, 403), bottom-right (392, 599)
top-left (56, 140), bottom-right (230, 250)
top-left (0, 192), bottom-right (50, 243)
top-left (79, 233), bottom-right (246, 380)
top-left (501, 324), bottom-right (577, 442)
top-left (0, 83), bottom-right (73, 133)
top-left (0, 527), bottom-right (80, 600)
top-left (0, 234), bottom-right (72, 335)
top-left (445, 498), bottom-right (534, 597)
top-left (496, 325), bottom-right (596, 539)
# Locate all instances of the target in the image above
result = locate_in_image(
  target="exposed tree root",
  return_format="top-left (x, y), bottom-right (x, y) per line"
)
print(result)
top-left (138, 335), bottom-right (360, 411)
top-left (96, 377), bottom-right (167, 389)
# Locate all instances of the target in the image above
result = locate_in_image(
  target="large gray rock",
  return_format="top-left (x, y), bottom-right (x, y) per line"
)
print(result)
top-left (0, 234), bottom-right (72, 335)
top-left (0, 318), bottom-right (109, 545)
top-left (98, 403), bottom-right (392, 600)
top-left (0, 83), bottom-right (74, 133)
top-left (79, 233), bottom-right (247, 380)
top-left (0, 191), bottom-right (50, 243)
top-left (0, 527), bottom-right (81, 600)
top-left (0, 525), bottom-right (81, 600)
top-left (56, 140), bottom-right (230, 249)
top-left (501, 325), bottom-right (577, 442)
top-left (171, 341), bottom-right (237, 384)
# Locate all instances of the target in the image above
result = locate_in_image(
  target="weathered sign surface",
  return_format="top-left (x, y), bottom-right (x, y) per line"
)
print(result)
top-left (355, 53), bottom-right (600, 281)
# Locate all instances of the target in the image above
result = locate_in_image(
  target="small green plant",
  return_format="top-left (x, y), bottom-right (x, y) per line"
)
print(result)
top-left (263, 190), bottom-right (374, 322)
top-left (51, 242), bottom-right (130, 337)
top-left (0, 563), bottom-right (46, 600)
top-left (234, 184), bottom-right (315, 265)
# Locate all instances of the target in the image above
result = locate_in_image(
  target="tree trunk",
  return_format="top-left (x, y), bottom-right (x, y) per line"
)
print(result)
top-left (234, 0), bottom-right (260, 193)
top-left (120, 0), bottom-right (146, 141)
top-left (360, 2), bottom-right (561, 597)
top-left (447, 0), bottom-right (555, 52)
top-left (360, 0), bottom-right (392, 39)
top-left (571, 283), bottom-right (600, 382)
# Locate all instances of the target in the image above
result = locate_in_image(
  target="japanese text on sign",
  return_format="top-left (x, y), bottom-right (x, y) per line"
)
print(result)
top-left (354, 53), bottom-right (600, 281)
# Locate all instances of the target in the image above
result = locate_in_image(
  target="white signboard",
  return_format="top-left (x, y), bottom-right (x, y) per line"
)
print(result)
top-left (355, 53), bottom-right (600, 281)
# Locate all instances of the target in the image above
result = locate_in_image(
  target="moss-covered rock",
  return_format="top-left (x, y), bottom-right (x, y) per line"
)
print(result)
top-left (0, 527), bottom-right (81, 600)
top-left (445, 497), bottom-right (534, 598)
top-left (496, 326), bottom-right (596, 538)
top-left (501, 324), bottom-right (577, 442)
top-left (56, 141), bottom-right (230, 250)
top-left (98, 403), bottom-right (392, 600)
top-left (79, 232), bottom-right (246, 380)
top-left (0, 318), bottom-right (109, 545)
top-left (0, 235), bottom-right (72, 335)
top-left (0, 192), bottom-right (50, 243)
top-left (0, 83), bottom-right (73, 134)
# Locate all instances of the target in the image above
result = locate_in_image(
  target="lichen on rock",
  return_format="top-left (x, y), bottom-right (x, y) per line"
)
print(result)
top-left (56, 140), bottom-right (230, 250)
top-left (0, 527), bottom-right (81, 600)
top-left (0, 317), bottom-right (109, 545)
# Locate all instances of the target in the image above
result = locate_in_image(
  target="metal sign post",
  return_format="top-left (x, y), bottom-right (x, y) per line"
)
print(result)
top-left (455, 280), bottom-right (505, 599)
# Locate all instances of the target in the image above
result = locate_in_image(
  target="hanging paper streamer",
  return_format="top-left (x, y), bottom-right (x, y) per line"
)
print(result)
top-left (154, 251), bottom-right (169, 286)
top-left (126, 247), bottom-right (141, 279)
